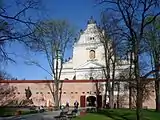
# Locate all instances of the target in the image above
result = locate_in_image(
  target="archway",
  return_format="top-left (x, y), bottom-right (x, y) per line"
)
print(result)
top-left (86, 96), bottom-right (96, 107)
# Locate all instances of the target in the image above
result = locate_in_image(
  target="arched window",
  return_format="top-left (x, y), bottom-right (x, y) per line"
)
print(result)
top-left (89, 50), bottom-right (95, 60)
top-left (73, 75), bottom-right (76, 80)
top-left (89, 77), bottom-right (94, 80)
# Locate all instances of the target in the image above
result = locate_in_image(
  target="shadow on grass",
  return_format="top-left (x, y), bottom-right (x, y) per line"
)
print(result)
top-left (0, 107), bottom-right (38, 117)
top-left (91, 109), bottom-right (136, 120)
top-left (0, 107), bottom-right (16, 117)
top-left (89, 109), bottom-right (160, 120)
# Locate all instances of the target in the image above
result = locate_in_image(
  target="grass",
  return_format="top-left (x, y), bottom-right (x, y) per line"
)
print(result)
top-left (75, 113), bottom-right (113, 120)
top-left (0, 107), bottom-right (38, 117)
top-left (74, 109), bottom-right (160, 120)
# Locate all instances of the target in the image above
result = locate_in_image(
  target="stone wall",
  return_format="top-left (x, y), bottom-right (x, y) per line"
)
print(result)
top-left (0, 80), bottom-right (156, 109)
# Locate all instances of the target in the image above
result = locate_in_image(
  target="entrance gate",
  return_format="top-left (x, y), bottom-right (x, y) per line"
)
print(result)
top-left (80, 95), bottom-right (86, 107)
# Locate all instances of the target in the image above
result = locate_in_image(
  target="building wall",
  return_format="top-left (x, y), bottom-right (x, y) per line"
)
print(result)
top-left (0, 80), bottom-right (156, 109)
top-left (73, 44), bottom-right (89, 69)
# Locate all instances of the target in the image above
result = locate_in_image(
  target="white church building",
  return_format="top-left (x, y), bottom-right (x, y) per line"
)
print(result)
top-left (0, 17), bottom-right (155, 109)
top-left (60, 17), bottom-right (130, 80)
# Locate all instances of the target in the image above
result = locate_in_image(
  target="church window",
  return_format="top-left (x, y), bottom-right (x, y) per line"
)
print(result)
top-left (48, 92), bottom-right (50, 94)
top-left (89, 50), bottom-right (95, 59)
top-left (90, 37), bottom-right (95, 40)
top-left (64, 78), bottom-right (69, 80)
top-left (71, 92), bottom-right (73, 94)
top-left (82, 92), bottom-right (85, 94)
top-left (36, 92), bottom-right (39, 94)
top-left (89, 77), bottom-right (94, 80)
top-left (73, 75), bottom-right (76, 80)
top-left (63, 92), bottom-right (66, 94)
top-left (75, 92), bottom-right (78, 94)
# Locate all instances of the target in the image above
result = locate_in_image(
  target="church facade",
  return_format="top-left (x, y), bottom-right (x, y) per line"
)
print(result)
top-left (60, 17), bottom-right (130, 81)
top-left (0, 18), bottom-right (156, 109)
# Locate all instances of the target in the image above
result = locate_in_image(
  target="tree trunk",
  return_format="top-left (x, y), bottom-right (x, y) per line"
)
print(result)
top-left (103, 79), bottom-right (108, 108)
top-left (129, 52), bottom-right (133, 109)
top-left (136, 81), bottom-right (143, 120)
top-left (117, 81), bottom-right (120, 108)
top-left (54, 50), bottom-right (60, 110)
top-left (54, 81), bottom-right (59, 110)
top-left (155, 80), bottom-right (160, 111)
top-left (109, 83), bottom-right (113, 108)
top-left (129, 83), bottom-right (132, 109)
top-left (95, 81), bottom-right (100, 109)
top-left (155, 61), bottom-right (160, 112)
top-left (134, 42), bottom-right (142, 120)
top-left (111, 61), bottom-right (116, 108)
top-left (103, 44), bottom-right (111, 108)
top-left (58, 81), bottom-right (63, 107)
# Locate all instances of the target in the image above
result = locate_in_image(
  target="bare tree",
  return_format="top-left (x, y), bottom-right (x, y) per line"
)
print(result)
top-left (0, 83), bottom-right (18, 106)
top-left (98, 12), bottom-right (122, 108)
top-left (97, 0), bottom-right (160, 119)
top-left (0, 69), bottom-right (17, 80)
top-left (0, 0), bottom-right (42, 62)
top-left (25, 20), bottom-right (75, 110)
top-left (144, 17), bottom-right (160, 111)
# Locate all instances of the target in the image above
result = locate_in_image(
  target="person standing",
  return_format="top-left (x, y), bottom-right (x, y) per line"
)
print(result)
top-left (74, 100), bottom-right (79, 109)
top-left (66, 102), bottom-right (69, 111)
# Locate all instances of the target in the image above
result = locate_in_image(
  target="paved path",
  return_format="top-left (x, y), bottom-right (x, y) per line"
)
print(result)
top-left (0, 111), bottom-right (61, 120)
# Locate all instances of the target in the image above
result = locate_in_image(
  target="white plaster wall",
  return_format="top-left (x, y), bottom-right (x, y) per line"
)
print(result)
top-left (73, 45), bottom-right (88, 69)
top-left (60, 20), bottom-right (130, 81)
top-left (96, 45), bottom-right (105, 65)
top-left (60, 73), bottom-right (74, 80)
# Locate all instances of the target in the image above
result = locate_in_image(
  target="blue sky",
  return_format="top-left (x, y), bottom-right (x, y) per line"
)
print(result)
top-left (3, 0), bottom-right (104, 80)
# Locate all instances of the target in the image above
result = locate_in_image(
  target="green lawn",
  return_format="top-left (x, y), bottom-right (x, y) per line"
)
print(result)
top-left (0, 107), bottom-right (37, 117)
top-left (74, 109), bottom-right (160, 120)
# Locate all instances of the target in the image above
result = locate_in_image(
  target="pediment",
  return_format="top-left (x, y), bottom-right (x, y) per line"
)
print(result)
top-left (75, 61), bottom-right (104, 70)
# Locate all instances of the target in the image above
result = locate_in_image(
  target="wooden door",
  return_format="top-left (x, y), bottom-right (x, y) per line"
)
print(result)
top-left (80, 95), bottom-right (86, 107)
top-left (97, 95), bottom-right (102, 108)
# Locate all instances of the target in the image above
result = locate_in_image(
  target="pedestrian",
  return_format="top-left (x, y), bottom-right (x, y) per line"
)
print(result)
top-left (66, 102), bottom-right (69, 111)
top-left (74, 100), bottom-right (79, 110)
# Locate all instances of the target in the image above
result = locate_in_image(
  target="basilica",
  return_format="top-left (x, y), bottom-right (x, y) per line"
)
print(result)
top-left (60, 17), bottom-right (130, 80)
top-left (0, 17), bottom-right (155, 109)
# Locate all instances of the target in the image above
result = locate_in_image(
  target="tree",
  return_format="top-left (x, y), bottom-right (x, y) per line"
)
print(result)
top-left (0, 83), bottom-right (17, 106)
top-left (0, 69), bottom-right (17, 80)
top-left (26, 20), bottom-right (75, 110)
top-left (98, 12), bottom-right (122, 108)
top-left (0, 0), bottom-right (42, 62)
top-left (97, 0), bottom-right (160, 119)
top-left (144, 17), bottom-right (160, 111)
